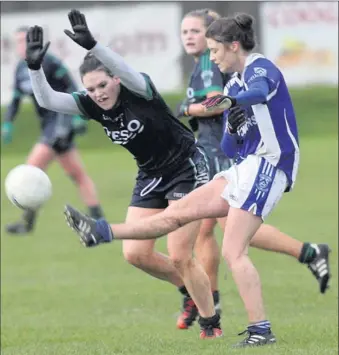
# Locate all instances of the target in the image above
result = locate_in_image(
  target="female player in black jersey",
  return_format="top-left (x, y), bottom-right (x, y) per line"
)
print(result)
top-left (26, 10), bottom-right (223, 339)
top-left (2, 26), bottom-right (104, 235)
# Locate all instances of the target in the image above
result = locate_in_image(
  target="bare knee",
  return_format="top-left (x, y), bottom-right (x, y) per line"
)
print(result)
top-left (122, 242), bottom-right (155, 268)
top-left (222, 245), bottom-right (247, 270)
top-left (197, 219), bottom-right (217, 241)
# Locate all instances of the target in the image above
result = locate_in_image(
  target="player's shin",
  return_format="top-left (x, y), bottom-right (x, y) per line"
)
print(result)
top-left (222, 208), bottom-right (266, 323)
top-left (109, 212), bottom-right (182, 240)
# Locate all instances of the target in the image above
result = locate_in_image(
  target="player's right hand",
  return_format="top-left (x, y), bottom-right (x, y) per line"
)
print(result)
top-left (64, 9), bottom-right (97, 50)
top-left (202, 94), bottom-right (236, 112)
top-left (25, 26), bottom-right (50, 70)
top-left (1, 122), bottom-right (13, 144)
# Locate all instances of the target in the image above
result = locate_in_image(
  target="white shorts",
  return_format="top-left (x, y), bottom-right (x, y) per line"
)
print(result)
top-left (213, 155), bottom-right (287, 220)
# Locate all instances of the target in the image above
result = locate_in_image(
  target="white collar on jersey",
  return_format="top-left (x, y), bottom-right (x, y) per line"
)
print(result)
top-left (244, 53), bottom-right (266, 68)
top-left (228, 53), bottom-right (266, 82)
top-left (223, 53), bottom-right (267, 94)
top-left (240, 53), bottom-right (266, 83)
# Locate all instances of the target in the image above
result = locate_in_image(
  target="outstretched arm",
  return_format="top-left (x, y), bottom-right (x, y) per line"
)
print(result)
top-left (29, 68), bottom-right (82, 115)
top-left (26, 25), bottom-right (82, 116)
top-left (64, 9), bottom-right (151, 99)
top-left (90, 43), bottom-right (150, 99)
top-left (202, 79), bottom-right (270, 112)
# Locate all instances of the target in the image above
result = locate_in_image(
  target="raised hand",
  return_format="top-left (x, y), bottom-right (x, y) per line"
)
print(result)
top-left (25, 26), bottom-right (50, 70)
top-left (64, 9), bottom-right (97, 50)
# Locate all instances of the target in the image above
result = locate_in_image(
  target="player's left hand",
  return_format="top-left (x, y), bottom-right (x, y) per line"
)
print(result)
top-left (64, 9), bottom-right (97, 50)
top-left (202, 94), bottom-right (236, 112)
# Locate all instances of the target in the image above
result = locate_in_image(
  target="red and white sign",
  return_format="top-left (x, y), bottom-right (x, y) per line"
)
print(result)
top-left (260, 2), bottom-right (338, 86)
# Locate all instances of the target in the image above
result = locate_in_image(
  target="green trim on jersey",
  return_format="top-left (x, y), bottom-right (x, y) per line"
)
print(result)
top-left (71, 92), bottom-right (90, 119)
top-left (200, 49), bottom-right (212, 72)
top-left (196, 49), bottom-right (223, 95)
top-left (139, 73), bottom-right (154, 100)
top-left (55, 66), bottom-right (68, 79)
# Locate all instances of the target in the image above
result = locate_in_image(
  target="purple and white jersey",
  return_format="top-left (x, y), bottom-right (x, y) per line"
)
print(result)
top-left (221, 53), bottom-right (300, 191)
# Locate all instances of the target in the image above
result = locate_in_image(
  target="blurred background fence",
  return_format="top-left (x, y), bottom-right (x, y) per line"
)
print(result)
top-left (1, 1), bottom-right (338, 154)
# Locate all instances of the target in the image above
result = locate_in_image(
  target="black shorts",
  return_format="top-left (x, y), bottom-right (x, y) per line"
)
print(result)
top-left (200, 142), bottom-right (233, 178)
top-left (130, 146), bottom-right (210, 209)
top-left (39, 113), bottom-right (75, 154)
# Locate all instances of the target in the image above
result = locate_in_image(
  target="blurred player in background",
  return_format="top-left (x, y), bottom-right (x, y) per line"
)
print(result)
top-left (1, 26), bottom-right (104, 235)
top-left (65, 12), bottom-right (331, 345)
top-left (176, 8), bottom-right (230, 329)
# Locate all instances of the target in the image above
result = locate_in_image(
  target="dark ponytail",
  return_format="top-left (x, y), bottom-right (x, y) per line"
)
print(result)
top-left (205, 13), bottom-right (256, 51)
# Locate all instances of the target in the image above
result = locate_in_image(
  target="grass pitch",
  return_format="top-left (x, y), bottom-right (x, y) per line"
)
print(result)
top-left (1, 135), bottom-right (338, 355)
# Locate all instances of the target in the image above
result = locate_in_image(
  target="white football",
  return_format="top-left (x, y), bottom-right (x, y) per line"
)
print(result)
top-left (5, 164), bottom-right (52, 211)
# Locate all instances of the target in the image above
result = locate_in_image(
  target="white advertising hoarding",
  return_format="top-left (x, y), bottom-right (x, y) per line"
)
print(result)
top-left (1, 3), bottom-right (182, 105)
top-left (260, 2), bottom-right (338, 86)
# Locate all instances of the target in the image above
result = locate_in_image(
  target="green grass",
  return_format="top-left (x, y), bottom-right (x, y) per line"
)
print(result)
top-left (1, 135), bottom-right (338, 355)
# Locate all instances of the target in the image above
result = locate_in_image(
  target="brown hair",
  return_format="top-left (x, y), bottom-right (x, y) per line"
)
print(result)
top-left (184, 8), bottom-right (221, 29)
top-left (205, 13), bottom-right (256, 51)
top-left (79, 53), bottom-right (114, 80)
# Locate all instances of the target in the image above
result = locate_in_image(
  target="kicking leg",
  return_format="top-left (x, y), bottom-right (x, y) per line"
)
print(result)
top-left (104, 179), bottom-right (229, 240)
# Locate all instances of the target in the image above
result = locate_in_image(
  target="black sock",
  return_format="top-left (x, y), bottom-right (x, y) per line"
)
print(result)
top-left (178, 285), bottom-right (190, 297)
top-left (212, 290), bottom-right (220, 305)
top-left (299, 243), bottom-right (317, 263)
top-left (23, 209), bottom-right (37, 228)
top-left (198, 313), bottom-right (220, 327)
top-left (88, 205), bottom-right (104, 219)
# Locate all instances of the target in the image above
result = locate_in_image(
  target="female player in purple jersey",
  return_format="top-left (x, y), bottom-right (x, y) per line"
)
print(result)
top-left (65, 13), bottom-right (331, 347)
top-left (174, 9), bottom-right (331, 331)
